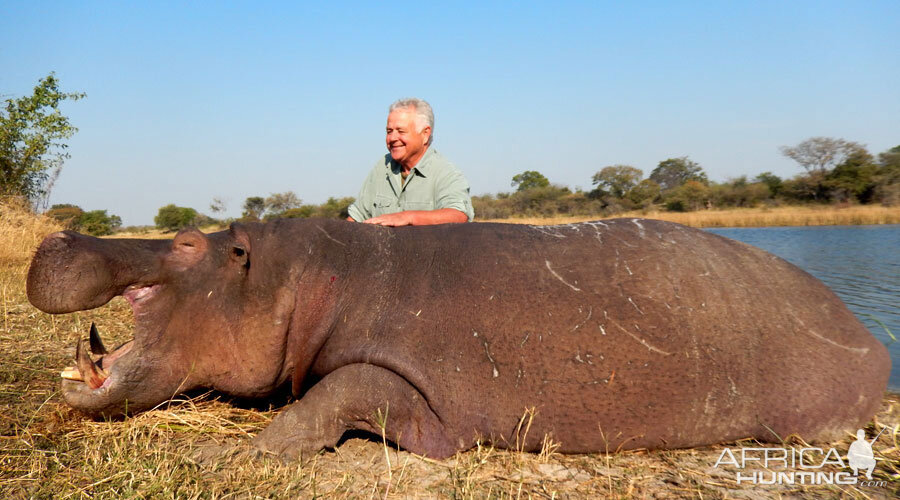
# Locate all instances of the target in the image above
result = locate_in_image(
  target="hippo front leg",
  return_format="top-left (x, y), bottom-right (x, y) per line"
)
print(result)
top-left (253, 364), bottom-right (457, 460)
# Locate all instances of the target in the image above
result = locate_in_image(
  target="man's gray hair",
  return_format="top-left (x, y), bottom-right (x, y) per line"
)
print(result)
top-left (389, 98), bottom-right (434, 145)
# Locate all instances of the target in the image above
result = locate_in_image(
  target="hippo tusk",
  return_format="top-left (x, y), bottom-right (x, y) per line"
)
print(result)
top-left (89, 322), bottom-right (108, 356)
top-left (60, 366), bottom-right (83, 381)
top-left (75, 338), bottom-right (108, 389)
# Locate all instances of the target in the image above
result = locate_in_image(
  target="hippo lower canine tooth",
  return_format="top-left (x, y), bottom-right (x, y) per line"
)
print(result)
top-left (75, 339), bottom-right (107, 389)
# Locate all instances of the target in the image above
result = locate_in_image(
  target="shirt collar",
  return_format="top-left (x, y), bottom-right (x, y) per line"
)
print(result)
top-left (389, 146), bottom-right (435, 178)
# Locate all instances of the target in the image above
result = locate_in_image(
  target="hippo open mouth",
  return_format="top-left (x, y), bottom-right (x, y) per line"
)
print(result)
top-left (59, 284), bottom-right (160, 388)
top-left (56, 282), bottom-right (164, 411)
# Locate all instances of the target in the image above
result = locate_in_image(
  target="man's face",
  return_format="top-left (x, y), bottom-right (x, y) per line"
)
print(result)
top-left (386, 107), bottom-right (431, 169)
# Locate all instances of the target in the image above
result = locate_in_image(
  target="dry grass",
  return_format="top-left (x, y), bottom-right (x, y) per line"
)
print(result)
top-left (114, 225), bottom-right (224, 239)
top-left (2, 199), bottom-right (899, 498)
top-left (0, 198), bottom-right (63, 264)
top-left (481, 204), bottom-right (900, 228)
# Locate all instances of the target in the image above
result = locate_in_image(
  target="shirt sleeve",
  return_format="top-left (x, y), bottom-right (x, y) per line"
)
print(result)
top-left (347, 163), bottom-right (379, 222)
top-left (434, 165), bottom-right (475, 222)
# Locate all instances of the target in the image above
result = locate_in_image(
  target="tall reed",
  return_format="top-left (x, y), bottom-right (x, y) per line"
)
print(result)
top-left (480, 205), bottom-right (900, 228)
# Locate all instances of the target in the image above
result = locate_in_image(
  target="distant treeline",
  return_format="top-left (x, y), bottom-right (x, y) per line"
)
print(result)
top-left (44, 137), bottom-right (899, 234)
top-left (474, 138), bottom-right (899, 219)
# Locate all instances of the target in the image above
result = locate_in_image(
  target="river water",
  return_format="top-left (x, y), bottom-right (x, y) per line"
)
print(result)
top-left (706, 225), bottom-right (900, 391)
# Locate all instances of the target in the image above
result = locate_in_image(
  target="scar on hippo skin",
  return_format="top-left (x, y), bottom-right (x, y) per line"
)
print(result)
top-left (27, 218), bottom-right (890, 459)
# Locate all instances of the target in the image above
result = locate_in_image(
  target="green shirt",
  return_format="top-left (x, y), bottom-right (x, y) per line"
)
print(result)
top-left (347, 147), bottom-right (475, 222)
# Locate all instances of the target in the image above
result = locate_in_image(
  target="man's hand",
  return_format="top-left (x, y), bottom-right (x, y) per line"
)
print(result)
top-left (364, 212), bottom-right (415, 226)
top-left (362, 208), bottom-right (467, 227)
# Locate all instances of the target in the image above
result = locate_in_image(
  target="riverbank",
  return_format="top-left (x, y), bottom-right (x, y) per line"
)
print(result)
top-left (480, 204), bottom-right (900, 228)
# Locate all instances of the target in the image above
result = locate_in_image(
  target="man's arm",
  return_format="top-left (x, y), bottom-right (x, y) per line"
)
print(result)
top-left (362, 208), bottom-right (467, 226)
top-left (347, 163), bottom-right (380, 223)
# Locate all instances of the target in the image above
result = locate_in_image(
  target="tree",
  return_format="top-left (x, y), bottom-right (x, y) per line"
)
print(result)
top-left (649, 157), bottom-right (708, 191)
top-left (592, 165), bottom-right (643, 199)
top-left (825, 149), bottom-right (878, 202)
top-left (780, 137), bottom-right (865, 174)
top-left (242, 196), bottom-right (266, 220)
top-left (509, 184), bottom-right (571, 214)
top-left (711, 178), bottom-right (771, 208)
top-left (155, 204), bottom-right (198, 232)
top-left (878, 145), bottom-right (900, 170)
top-left (275, 196), bottom-right (355, 219)
top-left (780, 172), bottom-right (827, 202)
top-left (45, 203), bottom-right (122, 234)
top-left (209, 197), bottom-right (227, 214)
top-left (280, 205), bottom-right (317, 219)
top-left (78, 210), bottom-right (122, 236)
top-left (511, 171), bottom-right (550, 191)
top-left (754, 171), bottom-right (783, 197)
top-left (874, 145), bottom-right (900, 205)
top-left (626, 179), bottom-right (661, 206)
top-left (316, 196), bottom-right (355, 218)
top-left (264, 191), bottom-right (302, 216)
top-left (45, 204), bottom-right (84, 229)
top-left (664, 180), bottom-right (710, 212)
top-left (0, 73), bottom-right (85, 208)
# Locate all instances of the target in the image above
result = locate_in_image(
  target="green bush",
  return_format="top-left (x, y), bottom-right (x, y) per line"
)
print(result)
top-left (664, 180), bottom-right (710, 212)
top-left (155, 204), bottom-right (198, 232)
top-left (45, 204), bottom-right (121, 235)
top-left (78, 210), bottom-right (121, 236)
top-left (268, 196), bottom-right (354, 220)
top-left (45, 204), bottom-right (84, 229)
top-left (278, 206), bottom-right (317, 219)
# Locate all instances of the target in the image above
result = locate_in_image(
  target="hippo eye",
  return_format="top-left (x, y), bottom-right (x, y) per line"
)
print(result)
top-left (233, 248), bottom-right (244, 257)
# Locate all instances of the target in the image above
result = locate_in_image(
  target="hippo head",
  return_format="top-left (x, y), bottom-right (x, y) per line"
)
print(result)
top-left (27, 225), bottom-right (296, 416)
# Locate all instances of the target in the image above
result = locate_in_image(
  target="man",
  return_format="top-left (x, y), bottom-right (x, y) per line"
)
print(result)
top-left (347, 98), bottom-right (474, 226)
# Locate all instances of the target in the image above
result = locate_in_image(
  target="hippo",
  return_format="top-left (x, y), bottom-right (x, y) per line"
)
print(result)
top-left (26, 218), bottom-right (890, 459)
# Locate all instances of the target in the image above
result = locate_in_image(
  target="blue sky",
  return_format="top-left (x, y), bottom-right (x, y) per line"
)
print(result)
top-left (2, 1), bottom-right (898, 225)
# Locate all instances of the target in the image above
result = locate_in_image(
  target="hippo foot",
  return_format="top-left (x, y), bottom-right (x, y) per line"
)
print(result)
top-left (251, 363), bottom-right (458, 461)
top-left (253, 426), bottom-right (332, 463)
top-left (252, 406), bottom-right (343, 462)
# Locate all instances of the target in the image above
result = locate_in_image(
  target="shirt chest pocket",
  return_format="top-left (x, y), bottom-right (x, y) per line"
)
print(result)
top-left (374, 196), bottom-right (396, 208)
top-left (373, 195), bottom-right (400, 215)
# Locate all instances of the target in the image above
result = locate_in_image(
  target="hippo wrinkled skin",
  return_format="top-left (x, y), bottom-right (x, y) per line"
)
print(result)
top-left (27, 218), bottom-right (890, 459)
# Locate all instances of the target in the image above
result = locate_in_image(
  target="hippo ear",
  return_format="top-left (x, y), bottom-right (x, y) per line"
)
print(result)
top-left (229, 223), bottom-right (251, 268)
top-left (231, 244), bottom-right (249, 267)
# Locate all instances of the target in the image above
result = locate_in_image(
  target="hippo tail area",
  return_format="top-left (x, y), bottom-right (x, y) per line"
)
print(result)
top-left (740, 251), bottom-right (891, 445)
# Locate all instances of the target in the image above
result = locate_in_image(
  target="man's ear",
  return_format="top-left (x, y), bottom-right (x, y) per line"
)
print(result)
top-left (228, 223), bottom-right (251, 268)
